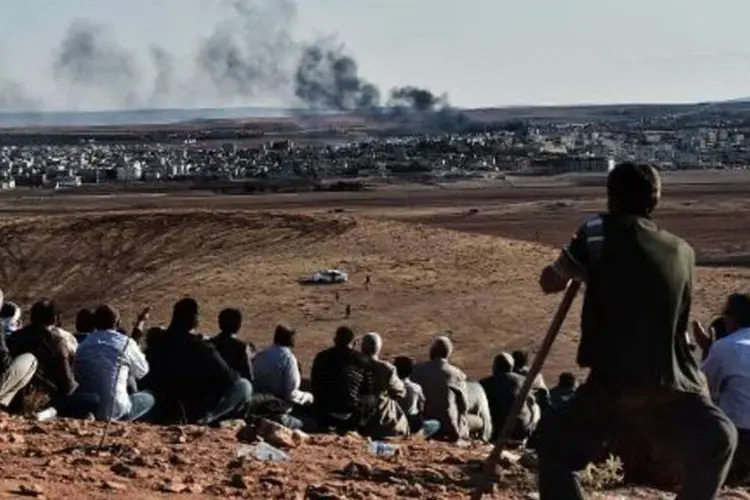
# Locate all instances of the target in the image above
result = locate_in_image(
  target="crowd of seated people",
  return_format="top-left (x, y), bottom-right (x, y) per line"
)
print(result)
top-left (0, 289), bottom-right (575, 445)
top-left (20, 287), bottom-right (750, 477)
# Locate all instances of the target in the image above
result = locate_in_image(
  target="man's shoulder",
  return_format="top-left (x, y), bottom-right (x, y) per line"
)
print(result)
top-left (715, 328), bottom-right (750, 349)
top-left (647, 224), bottom-right (693, 252)
top-left (446, 363), bottom-right (467, 380)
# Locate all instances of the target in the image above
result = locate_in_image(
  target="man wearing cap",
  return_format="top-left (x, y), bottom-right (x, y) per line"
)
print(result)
top-left (535, 162), bottom-right (736, 500)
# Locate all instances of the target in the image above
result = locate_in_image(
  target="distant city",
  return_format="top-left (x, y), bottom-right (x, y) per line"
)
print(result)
top-left (1, 99), bottom-right (750, 192)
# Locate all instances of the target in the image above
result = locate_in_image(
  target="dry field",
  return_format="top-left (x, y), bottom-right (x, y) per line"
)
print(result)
top-left (0, 174), bottom-right (749, 499)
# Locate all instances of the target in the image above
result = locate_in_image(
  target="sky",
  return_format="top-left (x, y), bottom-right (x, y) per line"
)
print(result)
top-left (1, 0), bottom-right (750, 109)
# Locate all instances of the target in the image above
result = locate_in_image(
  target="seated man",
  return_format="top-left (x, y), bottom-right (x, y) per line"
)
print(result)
top-left (480, 352), bottom-right (539, 441)
top-left (7, 299), bottom-right (83, 415)
top-left (252, 325), bottom-right (313, 406)
top-left (311, 326), bottom-right (367, 432)
top-left (548, 372), bottom-right (577, 411)
top-left (75, 305), bottom-right (154, 421)
top-left (465, 380), bottom-right (494, 442)
top-left (412, 336), bottom-right (471, 442)
top-left (0, 289), bottom-right (37, 409)
top-left (146, 298), bottom-right (252, 425)
top-left (702, 293), bottom-right (750, 484)
top-left (210, 308), bottom-right (254, 382)
top-left (394, 356), bottom-right (426, 431)
top-left (358, 332), bottom-right (409, 438)
top-left (535, 163), bottom-right (735, 499)
top-left (512, 349), bottom-right (550, 410)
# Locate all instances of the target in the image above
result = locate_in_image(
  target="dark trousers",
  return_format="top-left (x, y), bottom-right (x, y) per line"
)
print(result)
top-left (536, 380), bottom-right (737, 500)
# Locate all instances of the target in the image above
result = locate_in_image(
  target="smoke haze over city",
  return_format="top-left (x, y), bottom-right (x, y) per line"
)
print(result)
top-left (0, 0), bottom-right (749, 112)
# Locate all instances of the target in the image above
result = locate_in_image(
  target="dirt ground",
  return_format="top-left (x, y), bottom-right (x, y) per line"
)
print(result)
top-left (0, 174), bottom-right (749, 499)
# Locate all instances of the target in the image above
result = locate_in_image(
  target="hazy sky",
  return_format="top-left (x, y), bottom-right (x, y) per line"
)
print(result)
top-left (1, 0), bottom-right (750, 109)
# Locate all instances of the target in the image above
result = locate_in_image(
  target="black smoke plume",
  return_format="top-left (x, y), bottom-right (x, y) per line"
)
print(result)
top-left (294, 40), bottom-right (380, 111)
top-left (388, 86), bottom-right (447, 113)
top-left (1, 0), bottom-right (476, 133)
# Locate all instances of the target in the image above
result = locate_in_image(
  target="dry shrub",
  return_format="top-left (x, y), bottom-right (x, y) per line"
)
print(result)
top-left (579, 455), bottom-right (625, 490)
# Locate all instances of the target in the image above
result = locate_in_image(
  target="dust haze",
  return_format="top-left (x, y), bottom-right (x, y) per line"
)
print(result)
top-left (0, 0), bottom-right (465, 128)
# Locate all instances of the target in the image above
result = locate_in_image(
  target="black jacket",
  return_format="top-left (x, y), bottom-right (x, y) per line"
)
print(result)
top-left (210, 333), bottom-right (254, 382)
top-left (311, 345), bottom-right (367, 415)
top-left (144, 329), bottom-right (238, 416)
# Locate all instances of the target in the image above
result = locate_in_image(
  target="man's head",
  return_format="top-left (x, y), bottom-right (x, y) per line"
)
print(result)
top-left (169, 297), bottom-right (199, 333)
top-left (334, 325), bottom-right (355, 348)
top-left (558, 371), bottom-right (576, 389)
top-left (429, 336), bottom-right (453, 361)
top-left (393, 356), bottom-right (414, 380)
top-left (218, 308), bottom-right (242, 335)
top-left (361, 332), bottom-right (383, 358)
top-left (0, 300), bottom-right (21, 334)
top-left (722, 293), bottom-right (750, 335)
top-left (511, 350), bottom-right (529, 372)
top-left (93, 305), bottom-right (120, 331)
top-left (710, 315), bottom-right (728, 341)
top-left (30, 299), bottom-right (57, 327)
top-left (75, 308), bottom-right (95, 334)
top-left (607, 162), bottom-right (661, 217)
top-left (273, 324), bottom-right (296, 348)
top-left (492, 352), bottom-right (514, 375)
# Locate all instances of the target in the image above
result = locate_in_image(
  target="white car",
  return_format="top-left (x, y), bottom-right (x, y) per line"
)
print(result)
top-left (305, 269), bottom-right (349, 285)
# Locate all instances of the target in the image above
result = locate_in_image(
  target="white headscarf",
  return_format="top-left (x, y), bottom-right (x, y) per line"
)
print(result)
top-left (362, 332), bottom-right (383, 358)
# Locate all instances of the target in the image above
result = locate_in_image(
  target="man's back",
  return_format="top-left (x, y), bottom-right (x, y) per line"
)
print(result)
top-left (549, 385), bottom-right (576, 410)
top-left (210, 334), bottom-right (253, 381)
top-left (311, 345), bottom-right (365, 414)
top-left (576, 215), bottom-right (701, 391)
top-left (252, 344), bottom-right (298, 399)
top-left (368, 359), bottom-right (405, 399)
top-left (153, 331), bottom-right (237, 405)
top-left (76, 329), bottom-right (148, 420)
top-left (8, 324), bottom-right (76, 398)
top-left (400, 378), bottom-right (425, 416)
top-left (481, 372), bottom-right (524, 414)
top-left (702, 327), bottom-right (750, 430)
top-left (412, 359), bottom-right (468, 440)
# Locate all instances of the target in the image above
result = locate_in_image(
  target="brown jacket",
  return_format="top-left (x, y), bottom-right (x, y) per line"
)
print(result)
top-left (412, 358), bottom-right (469, 441)
top-left (363, 359), bottom-right (410, 438)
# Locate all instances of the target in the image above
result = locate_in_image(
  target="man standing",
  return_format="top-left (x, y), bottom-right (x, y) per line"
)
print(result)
top-left (536, 163), bottom-right (736, 500)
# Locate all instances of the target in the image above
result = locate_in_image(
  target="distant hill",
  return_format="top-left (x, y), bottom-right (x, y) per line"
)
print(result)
top-left (0, 106), bottom-right (338, 128)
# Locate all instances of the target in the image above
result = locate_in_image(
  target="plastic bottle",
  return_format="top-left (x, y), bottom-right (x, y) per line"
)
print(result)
top-left (236, 442), bottom-right (290, 462)
top-left (34, 407), bottom-right (58, 422)
top-left (368, 441), bottom-right (399, 457)
top-left (421, 419), bottom-right (441, 438)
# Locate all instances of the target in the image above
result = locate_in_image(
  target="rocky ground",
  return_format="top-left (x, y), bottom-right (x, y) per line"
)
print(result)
top-left (3, 411), bottom-right (750, 499)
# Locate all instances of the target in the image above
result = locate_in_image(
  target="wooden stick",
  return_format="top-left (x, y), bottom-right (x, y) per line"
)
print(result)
top-left (471, 280), bottom-right (581, 500)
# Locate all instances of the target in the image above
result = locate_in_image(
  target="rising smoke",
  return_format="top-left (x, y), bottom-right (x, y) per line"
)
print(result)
top-left (0, 0), bottom-right (471, 131)
top-left (53, 19), bottom-right (141, 109)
